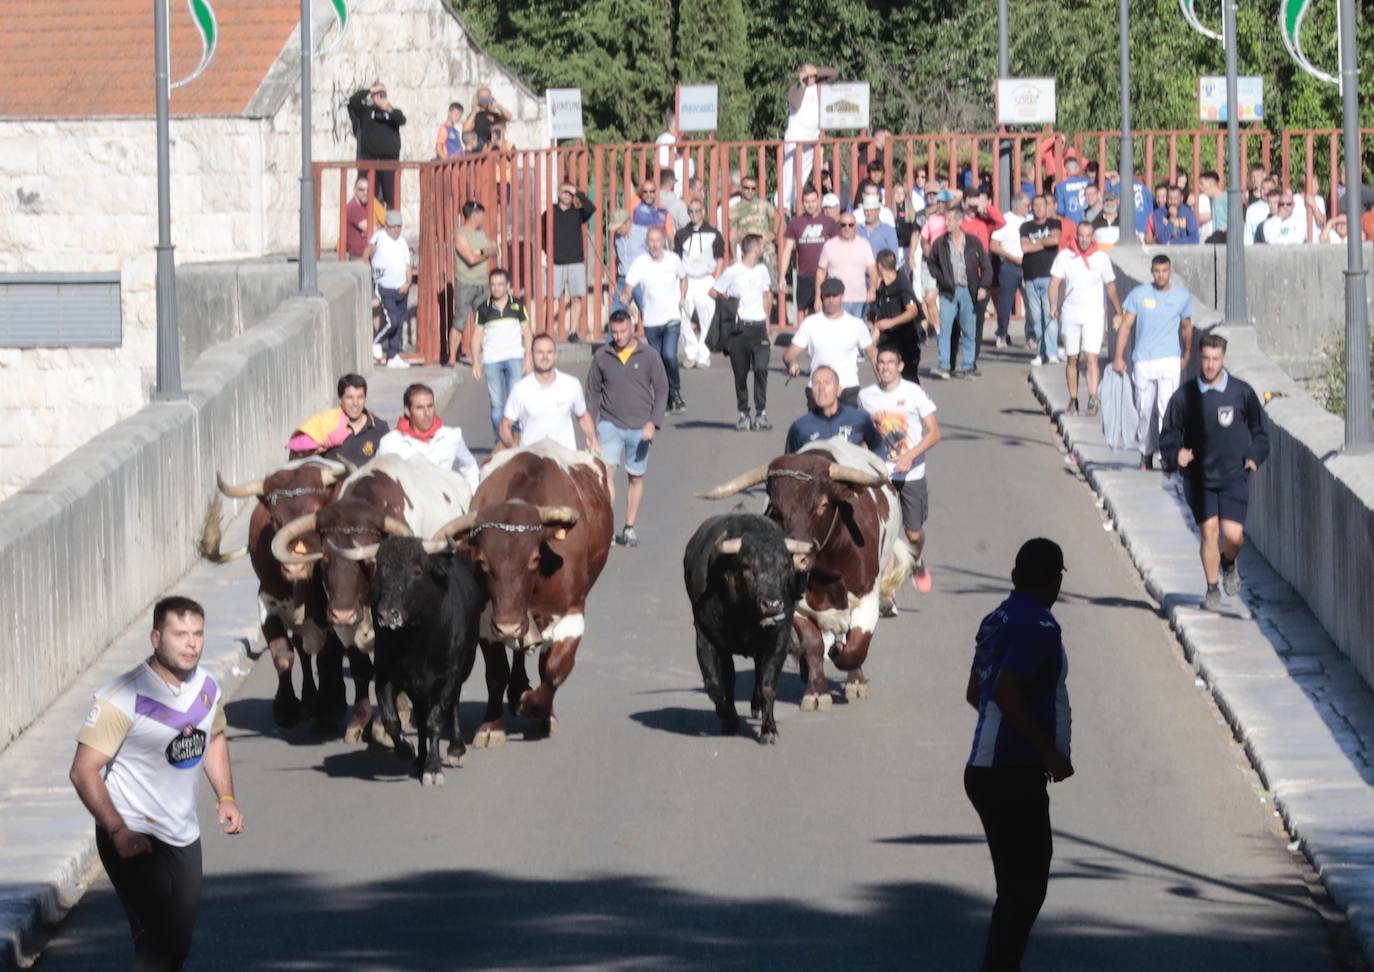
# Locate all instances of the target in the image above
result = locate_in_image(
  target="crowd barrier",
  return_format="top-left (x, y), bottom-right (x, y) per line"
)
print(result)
top-left (314, 126), bottom-right (1372, 362)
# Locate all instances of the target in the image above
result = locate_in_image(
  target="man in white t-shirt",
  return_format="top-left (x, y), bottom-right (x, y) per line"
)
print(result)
top-left (783, 277), bottom-right (878, 407)
top-left (860, 348), bottom-right (943, 607)
top-left (362, 210), bottom-right (412, 367)
top-left (69, 596), bottom-right (243, 971)
top-left (990, 192), bottom-right (1030, 349)
top-left (621, 227), bottom-right (689, 415)
top-left (1260, 189), bottom-right (1308, 245)
top-left (378, 382), bottom-right (481, 493)
top-left (710, 234), bottom-right (775, 430)
top-left (1048, 221), bottom-right (1123, 418)
top-left (500, 333), bottom-right (599, 453)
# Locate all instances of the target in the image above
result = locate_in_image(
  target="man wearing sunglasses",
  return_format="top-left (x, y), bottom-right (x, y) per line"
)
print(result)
top-left (815, 214), bottom-right (877, 319)
top-left (1259, 190), bottom-right (1307, 245)
top-left (730, 175), bottom-right (779, 295)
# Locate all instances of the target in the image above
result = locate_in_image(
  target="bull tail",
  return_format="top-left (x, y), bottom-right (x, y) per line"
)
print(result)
top-left (879, 533), bottom-right (915, 600)
top-left (199, 495), bottom-right (248, 564)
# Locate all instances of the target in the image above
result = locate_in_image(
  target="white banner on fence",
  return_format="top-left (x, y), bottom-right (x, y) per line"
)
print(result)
top-left (995, 78), bottom-right (1057, 126)
top-left (819, 82), bottom-right (871, 130)
top-left (545, 88), bottom-right (584, 140)
top-left (677, 84), bottom-right (719, 133)
top-left (1198, 76), bottom-right (1264, 122)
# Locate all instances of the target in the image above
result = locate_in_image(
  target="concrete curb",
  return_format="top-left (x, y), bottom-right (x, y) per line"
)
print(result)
top-left (1026, 357), bottom-right (1374, 965)
top-left (0, 370), bottom-right (460, 970)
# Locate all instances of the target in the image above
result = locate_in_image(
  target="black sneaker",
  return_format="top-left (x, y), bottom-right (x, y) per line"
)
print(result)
top-left (753, 412), bottom-right (772, 431)
top-left (1221, 560), bottom-right (1241, 596)
top-left (1086, 394), bottom-right (1101, 417)
top-left (736, 412), bottom-right (751, 431)
top-left (567, 332), bottom-right (581, 344)
top-left (1066, 398), bottom-right (1080, 417)
top-left (1203, 585), bottom-right (1221, 611)
top-left (1139, 453), bottom-right (1155, 472)
top-left (616, 526), bottom-right (639, 548)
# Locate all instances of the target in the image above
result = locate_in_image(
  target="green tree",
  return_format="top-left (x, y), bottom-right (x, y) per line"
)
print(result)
top-left (674, 0), bottom-right (749, 140)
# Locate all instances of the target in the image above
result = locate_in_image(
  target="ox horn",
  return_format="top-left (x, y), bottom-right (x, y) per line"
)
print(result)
top-left (421, 538), bottom-right (450, 555)
top-left (536, 505), bottom-right (580, 527)
top-left (432, 512), bottom-right (480, 541)
top-left (271, 514), bottom-right (321, 564)
top-left (695, 464), bottom-right (769, 501)
top-left (382, 516), bottom-right (413, 538)
top-left (715, 536), bottom-right (743, 556)
top-left (784, 539), bottom-right (815, 555)
top-left (329, 539), bottom-right (379, 563)
top-left (827, 463), bottom-right (887, 488)
top-left (217, 471), bottom-right (265, 499)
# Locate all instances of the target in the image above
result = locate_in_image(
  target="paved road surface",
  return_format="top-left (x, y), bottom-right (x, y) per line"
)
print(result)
top-left (37, 346), bottom-right (1349, 970)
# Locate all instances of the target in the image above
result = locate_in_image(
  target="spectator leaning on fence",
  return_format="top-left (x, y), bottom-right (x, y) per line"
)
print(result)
top-left (348, 82), bottom-right (405, 208)
top-left (543, 181), bottom-right (597, 343)
top-left (436, 102), bottom-right (464, 160)
top-left (345, 176), bottom-right (373, 260)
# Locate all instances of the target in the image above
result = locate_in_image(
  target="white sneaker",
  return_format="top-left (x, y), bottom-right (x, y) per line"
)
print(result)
top-left (386, 356), bottom-right (411, 369)
top-left (372, 343), bottom-right (385, 363)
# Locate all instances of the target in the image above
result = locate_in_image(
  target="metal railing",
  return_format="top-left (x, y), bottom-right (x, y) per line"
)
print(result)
top-left (313, 126), bottom-right (1371, 363)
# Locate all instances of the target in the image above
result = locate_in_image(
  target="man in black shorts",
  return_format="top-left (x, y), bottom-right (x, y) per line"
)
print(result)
top-left (1159, 333), bottom-right (1269, 611)
top-left (69, 596), bottom-right (244, 971)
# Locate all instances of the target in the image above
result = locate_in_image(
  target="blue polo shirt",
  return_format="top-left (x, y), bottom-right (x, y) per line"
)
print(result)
top-left (968, 591), bottom-right (1071, 769)
top-left (1123, 282), bottom-right (1194, 362)
top-left (857, 220), bottom-right (899, 258)
top-left (784, 404), bottom-right (881, 454)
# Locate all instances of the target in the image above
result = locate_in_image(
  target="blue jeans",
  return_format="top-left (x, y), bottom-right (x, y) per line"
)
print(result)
top-left (1024, 277), bottom-right (1057, 361)
top-left (375, 286), bottom-right (407, 359)
top-left (843, 300), bottom-right (868, 319)
top-left (483, 357), bottom-right (523, 439)
top-left (644, 322), bottom-right (681, 396)
top-left (938, 287), bottom-right (977, 373)
top-left (996, 263), bottom-right (1024, 341)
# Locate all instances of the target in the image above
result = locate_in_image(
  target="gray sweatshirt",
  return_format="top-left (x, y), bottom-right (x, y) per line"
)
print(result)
top-left (586, 341), bottom-right (669, 429)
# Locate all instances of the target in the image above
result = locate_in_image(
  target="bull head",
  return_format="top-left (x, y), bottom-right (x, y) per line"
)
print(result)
top-left (217, 459), bottom-right (348, 500)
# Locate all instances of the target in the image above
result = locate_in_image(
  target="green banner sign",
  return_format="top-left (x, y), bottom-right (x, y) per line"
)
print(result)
top-left (1280, 0), bottom-right (1337, 85)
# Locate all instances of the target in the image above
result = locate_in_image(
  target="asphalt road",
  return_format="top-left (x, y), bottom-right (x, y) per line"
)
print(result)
top-left (37, 343), bottom-right (1351, 971)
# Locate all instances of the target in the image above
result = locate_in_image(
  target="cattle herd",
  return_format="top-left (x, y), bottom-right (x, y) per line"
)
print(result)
top-left (208, 436), bottom-right (912, 786)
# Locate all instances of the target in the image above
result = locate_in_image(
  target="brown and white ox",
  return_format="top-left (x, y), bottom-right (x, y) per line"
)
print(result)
top-left (272, 454), bottom-right (472, 741)
top-left (699, 436), bottom-right (913, 710)
top-left (432, 439), bottom-right (612, 745)
top-left (214, 457), bottom-right (350, 730)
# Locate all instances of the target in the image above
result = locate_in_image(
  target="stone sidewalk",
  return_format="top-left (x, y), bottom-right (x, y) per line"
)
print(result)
top-left (0, 367), bottom-right (458, 970)
top-left (1027, 354), bottom-right (1374, 964)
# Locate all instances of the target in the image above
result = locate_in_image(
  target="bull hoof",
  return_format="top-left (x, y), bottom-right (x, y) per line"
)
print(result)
top-left (394, 738), bottom-right (416, 762)
top-left (420, 770), bottom-right (445, 787)
top-left (444, 742), bottom-right (466, 768)
top-left (758, 728), bottom-right (779, 745)
top-left (800, 693), bottom-right (832, 712)
top-left (751, 701), bottom-right (764, 719)
top-left (472, 726), bottom-right (507, 748)
top-left (343, 719), bottom-right (366, 744)
top-left (272, 694), bottom-right (301, 729)
top-left (816, 692), bottom-right (833, 711)
top-left (844, 680), bottom-right (870, 701)
top-left (396, 694), bottom-right (413, 730)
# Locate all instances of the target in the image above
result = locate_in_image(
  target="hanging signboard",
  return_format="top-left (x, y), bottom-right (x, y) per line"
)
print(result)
top-left (995, 78), bottom-right (1057, 126)
top-left (545, 88), bottom-right (585, 140)
top-left (819, 82), bottom-right (871, 131)
top-left (677, 84), bottom-right (719, 133)
top-left (1198, 76), bottom-right (1264, 122)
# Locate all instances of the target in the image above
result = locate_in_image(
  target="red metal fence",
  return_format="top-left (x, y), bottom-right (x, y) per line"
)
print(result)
top-left (314, 126), bottom-right (1371, 363)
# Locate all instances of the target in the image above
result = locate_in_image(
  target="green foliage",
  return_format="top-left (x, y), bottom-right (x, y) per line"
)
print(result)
top-left (451, 0), bottom-right (1373, 144)
top-left (1316, 333), bottom-right (1374, 417)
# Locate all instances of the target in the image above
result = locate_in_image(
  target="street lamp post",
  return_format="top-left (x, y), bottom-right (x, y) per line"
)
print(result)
top-left (1337, 0), bottom-right (1370, 451)
top-left (298, 0), bottom-right (318, 296)
top-left (1117, 0), bottom-right (1138, 247)
top-left (153, 0), bottom-right (183, 401)
top-left (1222, 0), bottom-right (1247, 327)
top-left (996, 0), bottom-right (1011, 211)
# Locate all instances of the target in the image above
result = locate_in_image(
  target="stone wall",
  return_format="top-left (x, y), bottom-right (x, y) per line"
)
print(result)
top-left (0, 262), bottom-right (371, 752)
top-left (0, 0), bottom-right (544, 499)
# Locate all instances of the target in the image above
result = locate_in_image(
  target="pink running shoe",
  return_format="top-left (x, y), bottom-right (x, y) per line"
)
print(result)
top-left (912, 563), bottom-right (933, 594)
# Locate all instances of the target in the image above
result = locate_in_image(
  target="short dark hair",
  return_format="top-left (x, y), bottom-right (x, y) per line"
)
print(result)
top-left (461, 200), bottom-right (485, 220)
top-left (488, 267), bottom-right (509, 283)
top-left (875, 248), bottom-right (898, 270)
top-left (802, 185), bottom-right (819, 198)
top-left (1150, 254), bottom-right (1172, 268)
top-left (876, 346), bottom-right (903, 362)
top-left (1012, 538), bottom-right (1065, 589)
top-left (1155, 182), bottom-right (1170, 192)
top-left (1200, 333), bottom-right (1228, 353)
top-left (154, 596), bottom-right (205, 631)
top-left (867, 160), bottom-right (884, 172)
top-left (531, 332), bottom-right (556, 350)
top-left (1200, 170), bottom-right (1220, 184)
top-left (403, 383), bottom-right (435, 408)
top-left (740, 233), bottom-right (763, 256)
top-left (337, 373), bottom-right (367, 398)
top-left (659, 167), bottom-right (675, 186)
top-left (609, 309), bottom-right (631, 325)
top-left (449, 101), bottom-right (463, 112)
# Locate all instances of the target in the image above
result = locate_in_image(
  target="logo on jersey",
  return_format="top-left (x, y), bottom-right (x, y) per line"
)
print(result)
top-left (166, 727), bottom-right (208, 769)
top-left (362, 441), bottom-right (375, 456)
top-left (85, 703), bottom-right (102, 728)
top-left (1218, 406), bottom-right (1235, 428)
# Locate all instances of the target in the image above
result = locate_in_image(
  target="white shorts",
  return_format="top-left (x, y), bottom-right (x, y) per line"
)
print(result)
top-left (1061, 314), bottom-right (1105, 357)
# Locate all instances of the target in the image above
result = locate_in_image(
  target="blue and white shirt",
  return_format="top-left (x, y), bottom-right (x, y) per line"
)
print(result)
top-left (967, 591), bottom-right (1071, 769)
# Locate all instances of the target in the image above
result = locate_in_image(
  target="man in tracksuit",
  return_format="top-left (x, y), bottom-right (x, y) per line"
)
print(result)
top-left (1159, 333), bottom-right (1270, 611)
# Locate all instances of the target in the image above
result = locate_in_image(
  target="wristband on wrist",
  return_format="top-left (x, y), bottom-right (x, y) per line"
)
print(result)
top-left (216, 794), bottom-right (236, 807)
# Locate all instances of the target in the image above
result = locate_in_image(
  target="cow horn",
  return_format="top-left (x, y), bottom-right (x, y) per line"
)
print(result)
top-left (828, 463), bottom-right (886, 487)
top-left (314, 458), bottom-right (352, 486)
top-left (536, 505), bottom-right (580, 527)
top-left (217, 471), bottom-right (265, 498)
top-left (432, 512), bottom-right (479, 540)
top-left (271, 514), bottom-right (320, 564)
top-left (784, 539), bottom-right (815, 555)
top-left (329, 539), bottom-right (379, 563)
top-left (715, 536), bottom-right (743, 556)
top-left (421, 538), bottom-right (450, 555)
top-left (382, 516), bottom-right (413, 538)
top-left (695, 464), bottom-right (769, 500)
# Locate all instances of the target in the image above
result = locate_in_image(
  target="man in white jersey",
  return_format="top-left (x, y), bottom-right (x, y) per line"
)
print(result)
top-left (860, 347), bottom-right (942, 609)
top-left (69, 596), bottom-right (243, 971)
top-left (1048, 221), bottom-right (1123, 418)
top-left (378, 382), bottom-right (481, 493)
top-left (500, 333), bottom-right (600, 452)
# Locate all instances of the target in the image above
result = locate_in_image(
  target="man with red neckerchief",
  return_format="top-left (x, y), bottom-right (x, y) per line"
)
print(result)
top-left (377, 382), bottom-right (480, 492)
top-left (1048, 222), bottom-right (1123, 418)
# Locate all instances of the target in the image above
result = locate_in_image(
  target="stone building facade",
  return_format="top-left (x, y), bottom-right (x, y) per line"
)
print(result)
top-left (0, 0), bottom-right (543, 499)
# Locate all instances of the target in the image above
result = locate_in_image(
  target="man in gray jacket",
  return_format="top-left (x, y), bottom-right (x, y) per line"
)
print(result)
top-left (587, 309), bottom-right (669, 547)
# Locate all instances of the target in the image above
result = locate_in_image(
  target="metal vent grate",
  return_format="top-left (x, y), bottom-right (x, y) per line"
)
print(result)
top-left (0, 273), bottom-right (122, 348)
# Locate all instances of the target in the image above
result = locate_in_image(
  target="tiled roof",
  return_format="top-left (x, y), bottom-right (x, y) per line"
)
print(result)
top-left (0, 0), bottom-right (299, 119)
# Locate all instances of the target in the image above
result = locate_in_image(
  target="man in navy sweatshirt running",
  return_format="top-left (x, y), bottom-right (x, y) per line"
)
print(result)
top-left (1159, 333), bottom-right (1269, 610)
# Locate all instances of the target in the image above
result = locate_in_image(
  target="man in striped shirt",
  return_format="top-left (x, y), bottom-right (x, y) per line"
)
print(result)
top-left (964, 538), bottom-right (1073, 972)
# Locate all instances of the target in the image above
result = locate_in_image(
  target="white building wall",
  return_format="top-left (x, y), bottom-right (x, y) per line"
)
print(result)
top-left (0, 1), bottom-right (544, 500)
